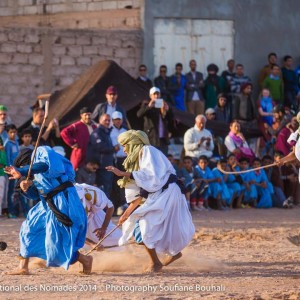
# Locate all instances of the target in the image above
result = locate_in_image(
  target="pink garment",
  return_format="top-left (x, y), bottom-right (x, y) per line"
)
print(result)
top-left (275, 127), bottom-right (293, 156)
top-left (229, 132), bottom-right (256, 163)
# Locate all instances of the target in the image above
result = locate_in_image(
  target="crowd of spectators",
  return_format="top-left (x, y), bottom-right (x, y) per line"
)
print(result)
top-left (1, 52), bottom-right (300, 217)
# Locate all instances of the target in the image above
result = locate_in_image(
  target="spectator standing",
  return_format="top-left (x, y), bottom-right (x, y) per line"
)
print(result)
top-left (92, 86), bottom-right (127, 129)
top-left (185, 59), bottom-right (205, 115)
top-left (137, 87), bottom-right (174, 155)
top-left (136, 64), bottom-right (153, 91)
top-left (169, 63), bottom-right (187, 111)
top-left (110, 111), bottom-right (127, 212)
top-left (263, 64), bottom-right (284, 104)
top-left (204, 63), bottom-right (226, 109)
top-left (19, 129), bottom-right (34, 151)
top-left (281, 55), bottom-right (298, 110)
top-left (61, 107), bottom-right (97, 171)
top-left (0, 136), bottom-right (7, 217)
top-left (258, 52), bottom-right (282, 88)
top-left (184, 114), bottom-right (214, 162)
top-left (229, 64), bottom-right (252, 94)
top-left (26, 107), bottom-right (60, 146)
top-left (4, 124), bottom-right (19, 218)
top-left (0, 105), bottom-right (11, 143)
top-left (87, 114), bottom-right (116, 197)
top-left (154, 65), bottom-right (174, 105)
top-left (221, 59), bottom-right (235, 95)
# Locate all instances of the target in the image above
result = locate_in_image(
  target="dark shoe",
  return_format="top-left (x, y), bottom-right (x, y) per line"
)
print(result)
top-left (8, 213), bottom-right (17, 219)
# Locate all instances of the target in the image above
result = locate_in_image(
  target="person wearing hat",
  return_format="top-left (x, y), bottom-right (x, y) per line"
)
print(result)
top-left (61, 107), bottom-right (97, 170)
top-left (110, 110), bottom-right (128, 213)
top-left (0, 105), bottom-right (10, 143)
top-left (137, 86), bottom-right (174, 155)
top-left (205, 108), bottom-right (216, 121)
top-left (204, 64), bottom-right (226, 109)
top-left (91, 85), bottom-right (127, 129)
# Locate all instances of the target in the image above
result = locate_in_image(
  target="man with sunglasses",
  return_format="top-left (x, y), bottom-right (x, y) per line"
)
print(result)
top-left (92, 85), bottom-right (127, 129)
top-left (136, 64), bottom-right (153, 91)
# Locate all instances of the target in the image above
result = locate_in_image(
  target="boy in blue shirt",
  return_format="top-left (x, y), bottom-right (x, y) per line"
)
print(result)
top-left (4, 124), bottom-right (19, 218)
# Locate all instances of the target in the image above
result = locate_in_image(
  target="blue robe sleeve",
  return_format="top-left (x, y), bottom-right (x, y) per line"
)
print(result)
top-left (17, 162), bottom-right (49, 176)
top-left (21, 184), bottom-right (40, 200)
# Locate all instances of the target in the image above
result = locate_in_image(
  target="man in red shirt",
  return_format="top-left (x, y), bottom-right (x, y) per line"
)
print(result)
top-left (61, 107), bottom-right (97, 170)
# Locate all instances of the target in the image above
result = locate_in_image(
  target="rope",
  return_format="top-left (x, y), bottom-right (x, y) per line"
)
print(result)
top-left (217, 162), bottom-right (277, 175)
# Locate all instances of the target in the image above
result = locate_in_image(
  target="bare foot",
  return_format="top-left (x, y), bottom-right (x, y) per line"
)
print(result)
top-left (143, 262), bottom-right (163, 274)
top-left (6, 268), bottom-right (29, 275)
top-left (80, 255), bottom-right (93, 275)
top-left (162, 252), bottom-right (182, 266)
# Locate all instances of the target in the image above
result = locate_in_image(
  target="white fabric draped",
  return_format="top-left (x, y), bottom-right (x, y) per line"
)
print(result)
top-left (75, 183), bottom-right (122, 247)
top-left (120, 146), bottom-right (195, 256)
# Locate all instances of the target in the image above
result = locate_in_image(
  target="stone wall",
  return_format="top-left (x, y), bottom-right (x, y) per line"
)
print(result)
top-left (0, 27), bottom-right (143, 125)
top-left (0, 0), bottom-right (142, 16)
top-left (0, 0), bottom-right (144, 125)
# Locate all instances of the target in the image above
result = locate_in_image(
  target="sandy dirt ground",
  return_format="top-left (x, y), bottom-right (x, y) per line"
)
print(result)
top-left (0, 207), bottom-right (300, 300)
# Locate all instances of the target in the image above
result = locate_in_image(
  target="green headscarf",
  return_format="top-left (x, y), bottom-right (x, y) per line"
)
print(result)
top-left (117, 130), bottom-right (150, 188)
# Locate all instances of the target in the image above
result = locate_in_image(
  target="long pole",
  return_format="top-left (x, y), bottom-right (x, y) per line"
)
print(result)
top-left (85, 224), bottom-right (122, 255)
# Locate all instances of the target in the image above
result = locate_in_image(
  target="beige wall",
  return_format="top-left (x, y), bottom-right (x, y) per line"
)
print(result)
top-left (0, 0), bottom-right (143, 125)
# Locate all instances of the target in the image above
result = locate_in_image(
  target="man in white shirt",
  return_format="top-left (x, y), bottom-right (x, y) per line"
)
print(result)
top-left (184, 114), bottom-right (214, 162)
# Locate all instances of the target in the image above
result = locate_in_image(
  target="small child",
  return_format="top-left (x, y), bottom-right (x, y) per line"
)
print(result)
top-left (76, 160), bottom-right (100, 186)
top-left (0, 136), bottom-right (7, 217)
top-left (251, 158), bottom-right (273, 208)
top-left (226, 154), bottom-right (244, 208)
top-left (212, 159), bottom-right (233, 207)
top-left (4, 124), bottom-right (19, 218)
top-left (238, 157), bottom-right (257, 207)
top-left (258, 88), bottom-right (274, 127)
top-left (179, 156), bottom-right (207, 211)
top-left (19, 129), bottom-right (34, 151)
top-left (195, 155), bottom-right (225, 210)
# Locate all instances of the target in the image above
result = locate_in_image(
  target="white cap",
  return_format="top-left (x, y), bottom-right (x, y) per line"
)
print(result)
top-left (205, 108), bottom-right (215, 115)
top-left (111, 111), bottom-right (123, 120)
top-left (53, 146), bottom-right (66, 157)
top-left (149, 87), bottom-right (160, 95)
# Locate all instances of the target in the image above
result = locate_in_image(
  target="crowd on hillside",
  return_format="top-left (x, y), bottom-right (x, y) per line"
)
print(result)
top-left (1, 52), bottom-right (300, 217)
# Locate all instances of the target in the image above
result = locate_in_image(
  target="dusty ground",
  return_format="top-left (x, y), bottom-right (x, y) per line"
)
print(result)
top-left (0, 207), bottom-right (300, 300)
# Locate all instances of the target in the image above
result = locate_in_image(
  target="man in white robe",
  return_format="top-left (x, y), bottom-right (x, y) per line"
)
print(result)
top-left (106, 130), bottom-right (195, 272)
top-left (75, 183), bottom-right (122, 248)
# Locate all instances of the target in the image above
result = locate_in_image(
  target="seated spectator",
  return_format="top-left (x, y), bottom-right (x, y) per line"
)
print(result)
top-left (212, 159), bottom-right (234, 207)
top-left (238, 157), bottom-right (257, 207)
top-left (214, 93), bottom-right (231, 123)
top-left (195, 155), bottom-right (226, 210)
top-left (75, 160), bottom-right (100, 186)
top-left (225, 120), bottom-right (256, 163)
top-left (263, 153), bottom-right (293, 208)
top-left (166, 153), bottom-right (180, 175)
top-left (276, 116), bottom-right (298, 156)
top-left (184, 114), bottom-right (214, 163)
top-left (179, 156), bottom-right (208, 211)
top-left (251, 158), bottom-right (273, 208)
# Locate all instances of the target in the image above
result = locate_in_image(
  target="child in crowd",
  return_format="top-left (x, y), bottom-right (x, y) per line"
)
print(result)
top-left (4, 124), bottom-right (19, 218)
top-left (179, 156), bottom-right (208, 211)
top-left (0, 137), bottom-right (7, 217)
top-left (226, 154), bottom-right (244, 208)
top-left (195, 155), bottom-right (226, 210)
top-left (252, 158), bottom-right (273, 208)
top-left (19, 129), bottom-right (34, 151)
top-left (76, 160), bottom-right (100, 186)
top-left (238, 157), bottom-right (257, 207)
top-left (212, 159), bottom-right (233, 207)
